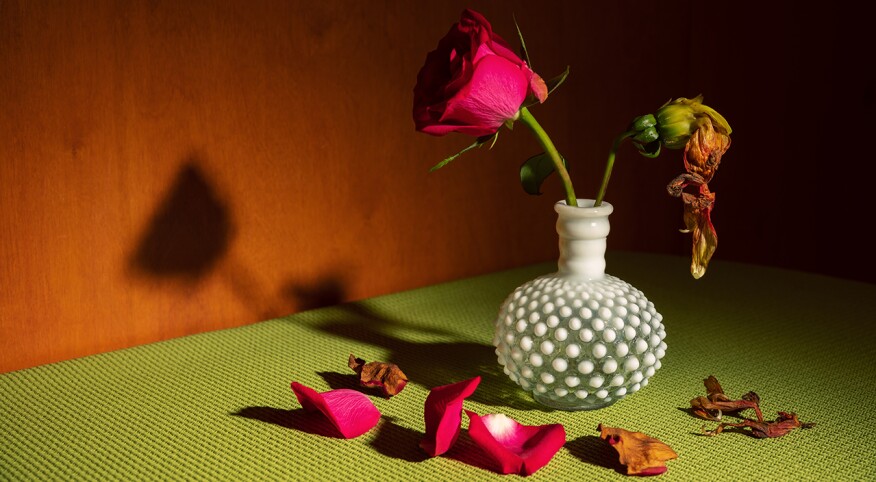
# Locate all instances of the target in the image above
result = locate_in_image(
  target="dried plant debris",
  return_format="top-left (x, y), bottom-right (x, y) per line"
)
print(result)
top-left (597, 424), bottom-right (678, 476)
top-left (691, 375), bottom-right (814, 438)
top-left (703, 412), bottom-right (816, 439)
top-left (690, 375), bottom-right (763, 422)
top-left (348, 354), bottom-right (408, 397)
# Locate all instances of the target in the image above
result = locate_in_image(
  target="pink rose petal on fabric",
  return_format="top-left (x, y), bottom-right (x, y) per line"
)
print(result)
top-left (291, 382), bottom-right (380, 439)
top-left (420, 376), bottom-right (481, 456)
top-left (465, 411), bottom-right (566, 476)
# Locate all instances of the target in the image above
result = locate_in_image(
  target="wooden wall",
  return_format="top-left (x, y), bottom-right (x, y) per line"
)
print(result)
top-left (1, 0), bottom-right (872, 373)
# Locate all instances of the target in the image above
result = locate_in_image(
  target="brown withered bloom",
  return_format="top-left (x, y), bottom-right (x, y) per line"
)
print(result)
top-left (597, 424), bottom-right (678, 476)
top-left (348, 354), bottom-right (408, 397)
top-left (689, 375), bottom-right (764, 422)
top-left (659, 97), bottom-right (732, 279)
top-left (703, 412), bottom-right (816, 439)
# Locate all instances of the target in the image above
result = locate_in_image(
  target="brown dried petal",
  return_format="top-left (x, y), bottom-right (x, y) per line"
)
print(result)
top-left (666, 172), bottom-right (706, 198)
top-left (597, 424), bottom-right (678, 476)
top-left (683, 117), bottom-right (731, 183)
top-left (690, 396), bottom-right (762, 422)
top-left (704, 412), bottom-right (814, 439)
top-left (348, 354), bottom-right (408, 397)
top-left (690, 376), bottom-right (763, 422)
top-left (681, 186), bottom-right (717, 279)
top-left (703, 375), bottom-right (726, 400)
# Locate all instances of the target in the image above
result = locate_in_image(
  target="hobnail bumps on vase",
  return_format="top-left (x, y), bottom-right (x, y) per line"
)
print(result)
top-left (494, 274), bottom-right (666, 410)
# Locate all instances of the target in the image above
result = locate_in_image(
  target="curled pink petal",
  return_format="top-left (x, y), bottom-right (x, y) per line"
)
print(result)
top-left (291, 382), bottom-right (380, 439)
top-left (527, 69), bottom-right (548, 103)
top-left (420, 376), bottom-right (481, 456)
top-left (465, 411), bottom-right (566, 476)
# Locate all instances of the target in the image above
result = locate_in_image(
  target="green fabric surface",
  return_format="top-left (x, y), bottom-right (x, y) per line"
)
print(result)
top-left (2, 252), bottom-right (875, 481)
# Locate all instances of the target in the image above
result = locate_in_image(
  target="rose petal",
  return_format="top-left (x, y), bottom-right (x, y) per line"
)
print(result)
top-left (291, 382), bottom-right (381, 439)
top-left (466, 411), bottom-right (566, 476)
top-left (528, 70), bottom-right (548, 103)
top-left (420, 376), bottom-right (481, 456)
top-left (439, 53), bottom-right (529, 133)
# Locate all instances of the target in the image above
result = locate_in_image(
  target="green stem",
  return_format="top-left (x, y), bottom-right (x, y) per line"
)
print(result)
top-left (518, 106), bottom-right (577, 207)
top-left (594, 131), bottom-right (634, 207)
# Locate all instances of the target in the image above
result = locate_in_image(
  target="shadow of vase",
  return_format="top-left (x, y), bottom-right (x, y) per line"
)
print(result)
top-left (309, 303), bottom-right (545, 411)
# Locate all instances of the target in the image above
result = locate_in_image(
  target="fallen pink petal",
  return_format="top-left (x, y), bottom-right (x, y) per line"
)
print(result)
top-left (465, 411), bottom-right (566, 476)
top-left (290, 382), bottom-right (381, 439)
top-left (420, 376), bottom-right (481, 456)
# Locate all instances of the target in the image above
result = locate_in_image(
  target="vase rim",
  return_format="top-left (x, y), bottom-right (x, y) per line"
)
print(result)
top-left (555, 199), bottom-right (614, 217)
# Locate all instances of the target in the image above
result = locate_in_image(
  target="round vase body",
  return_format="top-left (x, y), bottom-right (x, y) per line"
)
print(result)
top-left (493, 200), bottom-right (666, 410)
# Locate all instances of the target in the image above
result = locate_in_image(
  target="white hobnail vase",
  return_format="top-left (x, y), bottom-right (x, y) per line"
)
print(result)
top-left (493, 199), bottom-right (666, 410)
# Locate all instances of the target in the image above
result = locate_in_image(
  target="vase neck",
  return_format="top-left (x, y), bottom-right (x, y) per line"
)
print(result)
top-left (555, 199), bottom-right (613, 281)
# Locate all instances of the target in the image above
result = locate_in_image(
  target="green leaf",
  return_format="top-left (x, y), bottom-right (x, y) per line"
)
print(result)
top-left (513, 14), bottom-right (532, 67)
top-left (545, 65), bottom-right (570, 96)
top-left (429, 132), bottom-right (499, 172)
top-left (520, 152), bottom-right (567, 195)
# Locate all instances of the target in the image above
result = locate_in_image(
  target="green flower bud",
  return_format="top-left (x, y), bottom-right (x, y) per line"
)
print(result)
top-left (627, 114), bottom-right (661, 158)
top-left (630, 114), bottom-right (657, 132)
top-left (656, 102), bottom-right (697, 149)
top-left (633, 126), bottom-right (659, 145)
top-left (655, 95), bottom-right (732, 150)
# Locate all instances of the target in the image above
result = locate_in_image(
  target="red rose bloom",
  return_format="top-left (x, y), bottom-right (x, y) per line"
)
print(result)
top-left (413, 9), bottom-right (548, 137)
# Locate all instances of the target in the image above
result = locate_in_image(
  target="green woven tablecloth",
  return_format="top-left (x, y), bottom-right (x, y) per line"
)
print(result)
top-left (2, 252), bottom-right (875, 480)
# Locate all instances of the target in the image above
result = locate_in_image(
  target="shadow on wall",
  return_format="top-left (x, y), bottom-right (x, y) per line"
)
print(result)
top-left (282, 274), bottom-right (348, 312)
top-left (129, 159), bottom-right (233, 281)
top-left (126, 157), bottom-right (353, 320)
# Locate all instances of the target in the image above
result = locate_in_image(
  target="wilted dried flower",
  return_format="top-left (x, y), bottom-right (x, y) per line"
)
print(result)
top-left (692, 375), bottom-right (815, 439)
top-left (348, 354), bottom-right (408, 397)
top-left (690, 375), bottom-right (763, 422)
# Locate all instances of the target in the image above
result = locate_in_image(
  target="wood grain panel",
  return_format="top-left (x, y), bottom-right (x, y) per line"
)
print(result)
top-left (2, 0), bottom-right (872, 373)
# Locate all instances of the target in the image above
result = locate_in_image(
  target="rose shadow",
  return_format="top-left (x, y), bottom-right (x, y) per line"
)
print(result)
top-left (566, 435), bottom-right (625, 475)
top-left (444, 431), bottom-right (504, 474)
top-left (232, 406), bottom-right (341, 438)
top-left (369, 417), bottom-right (429, 463)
